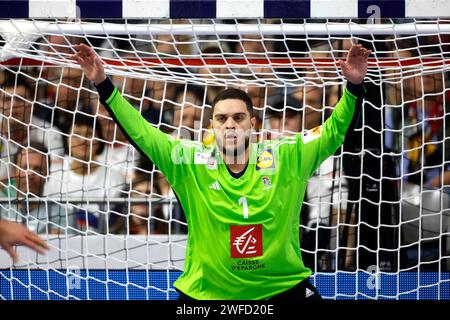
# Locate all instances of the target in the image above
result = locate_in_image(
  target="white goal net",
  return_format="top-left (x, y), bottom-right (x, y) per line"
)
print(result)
top-left (0, 13), bottom-right (449, 299)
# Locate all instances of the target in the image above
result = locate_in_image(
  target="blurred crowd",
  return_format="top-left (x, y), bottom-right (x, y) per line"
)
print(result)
top-left (0, 27), bottom-right (449, 270)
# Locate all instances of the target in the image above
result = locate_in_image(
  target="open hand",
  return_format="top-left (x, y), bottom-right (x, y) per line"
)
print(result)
top-left (72, 43), bottom-right (106, 85)
top-left (339, 44), bottom-right (371, 85)
top-left (0, 220), bottom-right (48, 263)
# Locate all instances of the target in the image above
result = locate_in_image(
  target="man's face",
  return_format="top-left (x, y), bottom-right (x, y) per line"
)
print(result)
top-left (97, 105), bottom-right (126, 143)
top-left (70, 124), bottom-right (101, 161)
top-left (173, 91), bottom-right (200, 138)
top-left (173, 105), bottom-right (197, 129)
top-left (14, 149), bottom-right (47, 196)
top-left (246, 84), bottom-right (273, 109)
top-left (399, 49), bottom-right (446, 99)
top-left (269, 113), bottom-right (302, 138)
top-left (55, 68), bottom-right (83, 110)
top-left (212, 99), bottom-right (255, 160)
top-left (0, 85), bottom-right (32, 141)
top-left (198, 63), bottom-right (230, 80)
top-left (415, 73), bottom-right (444, 96)
top-left (238, 35), bottom-right (267, 56)
top-left (130, 180), bottom-right (151, 218)
top-left (111, 74), bottom-right (145, 97)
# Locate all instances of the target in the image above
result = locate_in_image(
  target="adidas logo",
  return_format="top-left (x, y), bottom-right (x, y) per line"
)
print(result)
top-left (305, 287), bottom-right (315, 298)
top-left (209, 181), bottom-right (221, 190)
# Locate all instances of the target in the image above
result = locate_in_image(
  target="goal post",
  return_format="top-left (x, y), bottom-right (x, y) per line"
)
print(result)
top-left (0, 0), bottom-right (449, 300)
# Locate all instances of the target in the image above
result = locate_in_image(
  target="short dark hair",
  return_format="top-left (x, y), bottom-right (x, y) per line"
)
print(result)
top-left (201, 46), bottom-right (222, 55)
top-left (1, 74), bottom-right (34, 99)
top-left (267, 96), bottom-right (303, 119)
top-left (14, 141), bottom-right (50, 173)
top-left (64, 112), bottom-right (105, 156)
top-left (212, 88), bottom-right (253, 115)
top-left (174, 84), bottom-right (205, 106)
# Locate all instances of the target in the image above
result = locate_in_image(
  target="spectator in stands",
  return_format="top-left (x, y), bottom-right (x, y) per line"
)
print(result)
top-left (153, 33), bottom-right (194, 57)
top-left (244, 84), bottom-right (279, 142)
top-left (111, 74), bottom-right (146, 103)
top-left (385, 38), bottom-right (450, 190)
top-left (0, 75), bottom-right (33, 148)
top-left (0, 71), bottom-right (6, 86)
top-left (128, 169), bottom-right (168, 235)
top-left (45, 112), bottom-right (124, 234)
top-left (94, 98), bottom-right (141, 233)
top-left (267, 93), bottom-right (352, 270)
top-left (0, 141), bottom-right (65, 233)
top-left (155, 84), bottom-right (206, 234)
top-left (0, 74), bottom-right (64, 181)
top-left (95, 99), bottom-right (138, 182)
top-left (291, 39), bottom-right (352, 129)
top-left (40, 67), bottom-right (92, 158)
top-left (266, 96), bottom-right (303, 140)
top-left (137, 32), bottom-right (194, 126)
top-left (171, 85), bottom-right (204, 140)
top-left (198, 46), bottom-right (229, 104)
top-left (141, 79), bottom-right (180, 126)
top-left (235, 33), bottom-right (274, 58)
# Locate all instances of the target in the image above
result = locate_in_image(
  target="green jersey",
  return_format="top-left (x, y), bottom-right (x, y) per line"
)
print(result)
top-left (98, 78), bottom-right (360, 300)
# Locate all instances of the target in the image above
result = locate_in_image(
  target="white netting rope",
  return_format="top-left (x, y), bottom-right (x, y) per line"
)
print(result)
top-left (0, 18), bottom-right (448, 300)
top-left (0, 19), bottom-right (449, 85)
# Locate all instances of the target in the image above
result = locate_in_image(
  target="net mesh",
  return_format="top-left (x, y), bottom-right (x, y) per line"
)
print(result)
top-left (0, 18), bottom-right (449, 300)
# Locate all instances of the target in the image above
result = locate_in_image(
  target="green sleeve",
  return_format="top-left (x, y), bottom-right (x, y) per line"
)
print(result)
top-left (297, 87), bottom-right (359, 180)
top-left (100, 83), bottom-right (191, 186)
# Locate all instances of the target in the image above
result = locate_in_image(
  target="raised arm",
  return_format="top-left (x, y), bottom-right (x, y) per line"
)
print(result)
top-left (72, 44), bottom-right (188, 186)
top-left (298, 44), bottom-right (371, 179)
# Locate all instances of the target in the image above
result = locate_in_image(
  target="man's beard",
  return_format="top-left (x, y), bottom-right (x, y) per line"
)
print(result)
top-left (221, 136), bottom-right (250, 165)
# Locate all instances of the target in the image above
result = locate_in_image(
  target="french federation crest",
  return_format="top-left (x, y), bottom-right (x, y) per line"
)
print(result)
top-left (261, 176), bottom-right (272, 190)
top-left (206, 156), bottom-right (217, 170)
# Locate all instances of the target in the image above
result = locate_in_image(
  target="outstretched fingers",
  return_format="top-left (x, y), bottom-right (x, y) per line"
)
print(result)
top-left (348, 45), bottom-right (372, 63)
top-left (25, 231), bottom-right (49, 251)
top-left (3, 244), bottom-right (18, 263)
top-left (74, 43), bottom-right (92, 55)
top-left (21, 236), bottom-right (47, 255)
top-left (348, 44), bottom-right (361, 57)
top-left (358, 47), bottom-right (366, 56)
top-left (73, 44), bottom-right (96, 62)
top-left (338, 59), bottom-right (347, 71)
top-left (72, 53), bottom-right (85, 65)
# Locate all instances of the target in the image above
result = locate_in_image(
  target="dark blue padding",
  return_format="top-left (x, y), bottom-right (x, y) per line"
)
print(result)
top-left (0, 0), bottom-right (433, 20)
top-left (358, 0), bottom-right (405, 18)
top-left (170, 0), bottom-right (216, 19)
top-left (0, 0), bottom-right (28, 18)
top-left (0, 270), bottom-right (449, 300)
top-left (76, 0), bottom-right (122, 19)
top-left (264, 0), bottom-right (310, 19)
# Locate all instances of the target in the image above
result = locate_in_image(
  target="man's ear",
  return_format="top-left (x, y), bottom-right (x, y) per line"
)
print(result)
top-left (251, 116), bottom-right (257, 129)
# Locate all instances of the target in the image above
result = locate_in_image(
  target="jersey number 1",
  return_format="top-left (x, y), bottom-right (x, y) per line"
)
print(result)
top-left (238, 196), bottom-right (249, 219)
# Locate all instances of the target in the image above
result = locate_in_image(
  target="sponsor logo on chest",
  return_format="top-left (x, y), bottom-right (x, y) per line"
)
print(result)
top-left (256, 148), bottom-right (275, 171)
top-left (230, 224), bottom-right (263, 258)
